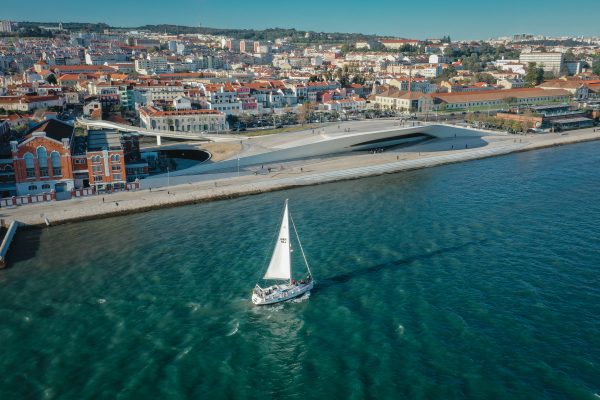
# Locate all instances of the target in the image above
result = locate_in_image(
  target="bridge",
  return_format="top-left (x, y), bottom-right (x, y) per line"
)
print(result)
top-left (76, 118), bottom-right (246, 145)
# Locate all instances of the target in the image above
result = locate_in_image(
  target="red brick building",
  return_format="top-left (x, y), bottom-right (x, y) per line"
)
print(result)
top-left (10, 119), bottom-right (74, 196)
top-left (85, 130), bottom-right (126, 191)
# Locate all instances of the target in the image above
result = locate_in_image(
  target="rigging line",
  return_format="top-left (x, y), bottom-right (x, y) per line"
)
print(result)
top-left (290, 212), bottom-right (313, 281)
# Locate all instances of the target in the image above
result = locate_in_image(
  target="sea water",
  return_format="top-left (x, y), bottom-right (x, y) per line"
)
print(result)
top-left (1, 141), bottom-right (599, 399)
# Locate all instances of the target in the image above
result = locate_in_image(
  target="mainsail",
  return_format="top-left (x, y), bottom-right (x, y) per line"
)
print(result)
top-left (263, 201), bottom-right (291, 280)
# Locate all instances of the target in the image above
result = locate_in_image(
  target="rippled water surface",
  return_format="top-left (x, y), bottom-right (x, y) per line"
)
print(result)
top-left (1, 141), bottom-right (600, 399)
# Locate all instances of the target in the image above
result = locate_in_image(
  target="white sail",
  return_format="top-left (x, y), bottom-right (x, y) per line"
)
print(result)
top-left (263, 201), bottom-right (291, 280)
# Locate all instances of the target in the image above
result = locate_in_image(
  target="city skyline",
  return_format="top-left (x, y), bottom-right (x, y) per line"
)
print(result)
top-left (2, 0), bottom-right (600, 40)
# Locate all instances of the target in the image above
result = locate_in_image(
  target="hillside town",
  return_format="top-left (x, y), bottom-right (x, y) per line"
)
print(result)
top-left (1, 21), bottom-right (599, 202)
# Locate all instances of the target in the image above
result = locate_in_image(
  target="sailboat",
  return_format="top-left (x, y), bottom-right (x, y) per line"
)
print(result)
top-left (252, 200), bottom-right (314, 305)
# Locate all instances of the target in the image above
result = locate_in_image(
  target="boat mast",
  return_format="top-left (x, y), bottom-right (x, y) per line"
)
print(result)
top-left (290, 212), bottom-right (313, 279)
top-left (286, 199), bottom-right (292, 284)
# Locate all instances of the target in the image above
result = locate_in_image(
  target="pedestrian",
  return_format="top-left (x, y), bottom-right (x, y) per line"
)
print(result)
top-left (102, 197), bottom-right (105, 203)
top-left (451, 145), bottom-right (454, 149)
top-left (465, 144), bottom-right (468, 148)
top-left (396, 155), bottom-right (399, 160)
top-left (116, 202), bottom-right (119, 206)
top-left (300, 167), bottom-right (303, 172)
top-left (149, 187), bottom-right (152, 192)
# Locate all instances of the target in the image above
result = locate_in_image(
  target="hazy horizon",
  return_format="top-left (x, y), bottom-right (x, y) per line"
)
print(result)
top-left (2, 0), bottom-right (599, 40)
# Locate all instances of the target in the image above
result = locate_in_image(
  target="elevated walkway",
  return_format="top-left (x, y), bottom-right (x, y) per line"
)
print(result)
top-left (155, 123), bottom-right (496, 177)
top-left (76, 118), bottom-right (246, 145)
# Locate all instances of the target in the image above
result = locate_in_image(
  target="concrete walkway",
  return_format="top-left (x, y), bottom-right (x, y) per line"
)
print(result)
top-left (3, 128), bottom-right (600, 227)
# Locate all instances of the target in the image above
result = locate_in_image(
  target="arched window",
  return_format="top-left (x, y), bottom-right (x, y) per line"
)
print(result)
top-left (110, 154), bottom-right (115, 162)
top-left (37, 147), bottom-right (49, 176)
top-left (24, 153), bottom-right (35, 178)
top-left (51, 151), bottom-right (61, 176)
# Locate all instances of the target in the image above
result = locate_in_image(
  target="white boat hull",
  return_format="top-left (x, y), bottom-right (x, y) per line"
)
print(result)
top-left (252, 281), bottom-right (314, 305)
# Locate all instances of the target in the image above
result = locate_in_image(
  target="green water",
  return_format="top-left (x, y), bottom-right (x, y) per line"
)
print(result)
top-left (1, 141), bottom-right (600, 399)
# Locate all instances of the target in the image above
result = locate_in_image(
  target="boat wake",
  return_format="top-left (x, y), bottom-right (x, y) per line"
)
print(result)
top-left (291, 292), bottom-right (311, 303)
top-left (226, 319), bottom-right (240, 336)
top-left (186, 302), bottom-right (201, 312)
top-left (397, 324), bottom-right (405, 336)
top-left (175, 345), bottom-right (193, 361)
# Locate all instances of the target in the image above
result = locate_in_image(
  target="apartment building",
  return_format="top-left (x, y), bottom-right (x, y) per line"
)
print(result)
top-left (134, 56), bottom-right (169, 74)
top-left (201, 83), bottom-right (242, 115)
top-left (0, 21), bottom-right (12, 33)
top-left (519, 52), bottom-right (565, 74)
top-left (0, 95), bottom-right (65, 112)
top-left (139, 106), bottom-right (227, 133)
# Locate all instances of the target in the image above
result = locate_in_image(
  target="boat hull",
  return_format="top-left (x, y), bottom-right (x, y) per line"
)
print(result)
top-left (252, 281), bottom-right (314, 305)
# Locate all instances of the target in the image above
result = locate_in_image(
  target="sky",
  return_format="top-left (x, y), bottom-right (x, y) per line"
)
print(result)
top-left (2, 0), bottom-right (599, 40)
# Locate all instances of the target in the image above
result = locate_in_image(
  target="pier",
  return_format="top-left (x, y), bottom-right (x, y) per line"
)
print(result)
top-left (0, 221), bottom-right (19, 268)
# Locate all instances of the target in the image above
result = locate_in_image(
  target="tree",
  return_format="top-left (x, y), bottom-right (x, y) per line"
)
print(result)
top-left (297, 103), bottom-right (310, 125)
top-left (535, 67), bottom-right (545, 84)
top-left (524, 62), bottom-right (545, 86)
top-left (46, 74), bottom-right (57, 85)
top-left (474, 73), bottom-right (496, 85)
top-left (593, 60), bottom-right (600, 77)
top-left (462, 53), bottom-right (482, 73)
top-left (239, 113), bottom-right (255, 128)
top-left (436, 66), bottom-right (458, 82)
top-left (226, 114), bottom-right (239, 128)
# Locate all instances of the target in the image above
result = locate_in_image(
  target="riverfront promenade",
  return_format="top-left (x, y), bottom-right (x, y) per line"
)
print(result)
top-left (3, 126), bottom-right (600, 227)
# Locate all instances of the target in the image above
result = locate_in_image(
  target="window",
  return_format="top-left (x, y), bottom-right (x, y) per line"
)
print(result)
top-left (51, 151), bottom-right (61, 176)
top-left (112, 174), bottom-right (122, 181)
top-left (92, 165), bottom-right (103, 174)
top-left (28, 185), bottom-right (37, 190)
top-left (93, 175), bottom-right (103, 182)
top-left (110, 154), bottom-right (120, 163)
top-left (42, 184), bottom-right (51, 190)
top-left (92, 155), bottom-right (101, 163)
top-left (111, 165), bottom-right (121, 171)
top-left (37, 147), bottom-right (48, 177)
top-left (24, 153), bottom-right (35, 178)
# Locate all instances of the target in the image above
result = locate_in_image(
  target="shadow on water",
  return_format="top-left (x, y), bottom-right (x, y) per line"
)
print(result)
top-left (6, 228), bottom-right (43, 265)
top-left (317, 240), bottom-right (487, 290)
